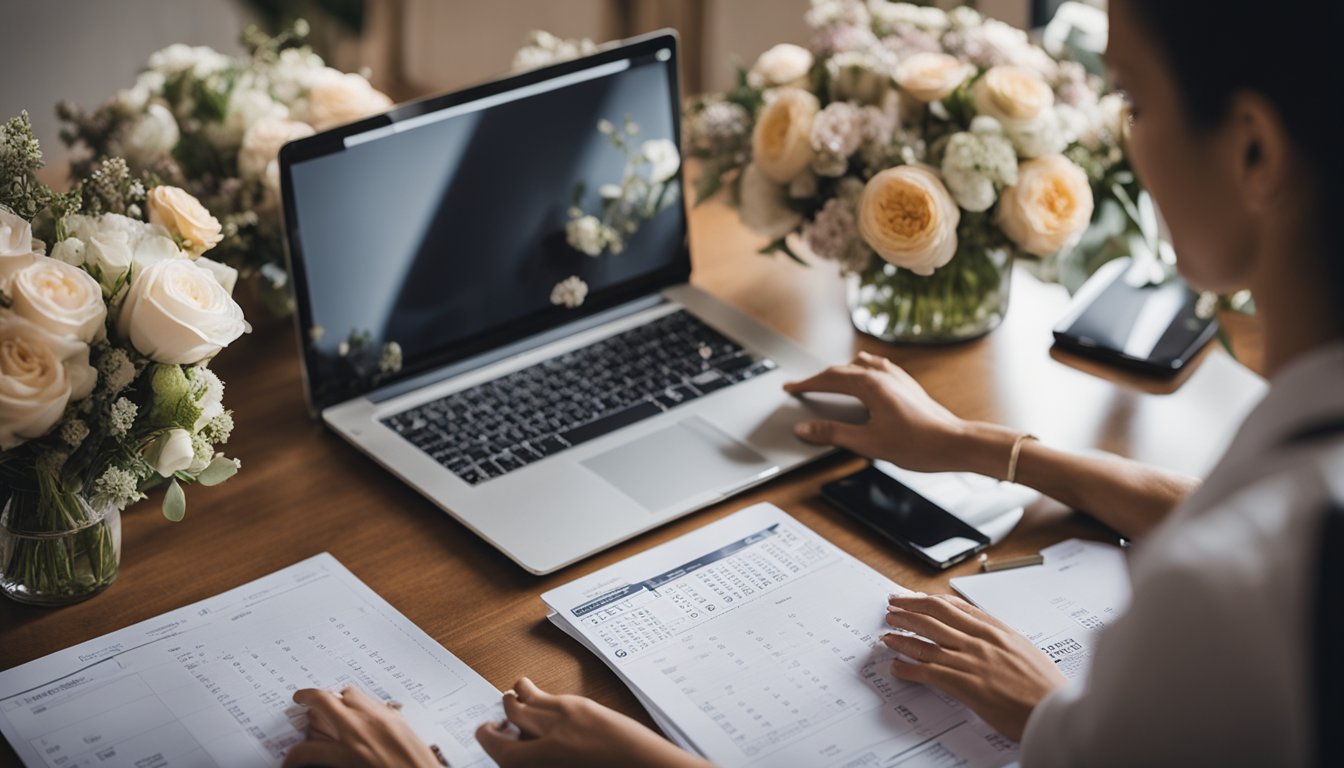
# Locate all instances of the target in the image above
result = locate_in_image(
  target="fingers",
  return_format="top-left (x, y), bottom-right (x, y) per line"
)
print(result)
top-left (476, 719), bottom-right (542, 766)
top-left (501, 688), bottom-right (554, 737)
top-left (282, 740), bottom-right (359, 768)
top-left (888, 594), bottom-right (996, 638)
top-left (512, 677), bottom-right (558, 706)
top-left (783, 364), bottom-right (880, 400)
top-left (292, 689), bottom-right (361, 735)
top-left (336, 686), bottom-right (387, 716)
top-left (881, 631), bottom-right (951, 665)
top-left (885, 605), bottom-right (970, 650)
top-left (793, 418), bottom-right (866, 449)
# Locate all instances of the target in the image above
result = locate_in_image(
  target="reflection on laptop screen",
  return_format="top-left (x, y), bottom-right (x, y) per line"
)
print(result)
top-left (287, 44), bottom-right (685, 409)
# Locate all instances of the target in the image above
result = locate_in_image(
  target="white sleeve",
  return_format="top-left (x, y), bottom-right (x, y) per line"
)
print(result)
top-left (1018, 535), bottom-right (1308, 767)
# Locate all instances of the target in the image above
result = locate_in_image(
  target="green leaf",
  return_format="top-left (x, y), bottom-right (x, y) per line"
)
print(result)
top-left (197, 456), bottom-right (239, 487)
top-left (163, 478), bottom-right (186, 522)
top-left (759, 238), bottom-right (809, 266)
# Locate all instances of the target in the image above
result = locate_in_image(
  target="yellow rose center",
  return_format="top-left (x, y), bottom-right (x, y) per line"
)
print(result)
top-left (1037, 177), bottom-right (1077, 224)
top-left (875, 184), bottom-right (933, 241)
top-left (758, 105), bottom-right (793, 156)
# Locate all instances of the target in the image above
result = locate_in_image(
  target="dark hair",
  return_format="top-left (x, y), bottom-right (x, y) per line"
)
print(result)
top-left (1127, 0), bottom-right (1344, 331)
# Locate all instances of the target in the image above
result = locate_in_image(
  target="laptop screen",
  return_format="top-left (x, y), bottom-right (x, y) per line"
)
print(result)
top-left (282, 35), bottom-right (687, 410)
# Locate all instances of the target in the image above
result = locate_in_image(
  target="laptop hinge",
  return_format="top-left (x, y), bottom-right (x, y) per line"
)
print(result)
top-left (365, 293), bottom-right (671, 404)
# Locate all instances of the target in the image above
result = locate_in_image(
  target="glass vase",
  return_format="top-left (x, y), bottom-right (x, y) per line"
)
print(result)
top-left (0, 488), bottom-right (121, 606)
top-left (847, 244), bottom-right (1015, 343)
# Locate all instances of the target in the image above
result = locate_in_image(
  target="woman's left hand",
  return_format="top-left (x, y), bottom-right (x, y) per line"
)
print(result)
top-left (281, 687), bottom-right (443, 768)
top-left (883, 593), bottom-right (1068, 741)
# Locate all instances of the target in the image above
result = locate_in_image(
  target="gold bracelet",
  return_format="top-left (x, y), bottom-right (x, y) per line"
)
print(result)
top-left (1006, 433), bottom-right (1038, 484)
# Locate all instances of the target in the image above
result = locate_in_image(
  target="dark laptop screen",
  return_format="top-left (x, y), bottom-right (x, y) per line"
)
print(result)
top-left (284, 39), bottom-right (686, 410)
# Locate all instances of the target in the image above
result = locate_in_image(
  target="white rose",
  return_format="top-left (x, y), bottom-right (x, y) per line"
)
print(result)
top-left (0, 209), bottom-right (36, 281)
top-left (897, 52), bottom-right (974, 103)
top-left (8, 256), bottom-right (107, 344)
top-left (239, 117), bottom-right (315, 181)
top-left (751, 88), bottom-right (819, 184)
top-left (640, 139), bottom-right (681, 183)
top-left (303, 71), bottom-right (392, 131)
top-left (747, 44), bottom-right (814, 89)
top-left (0, 312), bottom-right (96, 450)
top-left (739, 163), bottom-right (803, 241)
top-left (973, 65), bottom-right (1054, 126)
top-left (1006, 108), bottom-right (1069, 158)
top-left (858, 165), bottom-right (960, 276)
top-left (147, 186), bottom-right (223, 258)
top-left (213, 88), bottom-right (288, 148)
top-left (86, 230), bottom-right (134, 290)
top-left (122, 103), bottom-right (180, 167)
top-left (50, 237), bottom-right (86, 267)
top-left (997, 154), bottom-right (1095, 256)
top-left (150, 428), bottom-right (194, 478)
top-left (117, 259), bottom-right (248, 365)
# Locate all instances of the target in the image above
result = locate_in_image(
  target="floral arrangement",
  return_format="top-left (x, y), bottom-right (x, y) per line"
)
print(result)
top-left (683, 0), bottom-right (1134, 340)
top-left (57, 21), bottom-right (393, 316)
top-left (0, 113), bottom-right (247, 604)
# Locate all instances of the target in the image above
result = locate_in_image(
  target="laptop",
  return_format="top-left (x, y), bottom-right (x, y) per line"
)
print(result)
top-left (278, 31), bottom-right (850, 574)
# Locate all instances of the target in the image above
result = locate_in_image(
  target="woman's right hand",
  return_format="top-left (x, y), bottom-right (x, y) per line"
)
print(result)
top-left (784, 352), bottom-right (978, 473)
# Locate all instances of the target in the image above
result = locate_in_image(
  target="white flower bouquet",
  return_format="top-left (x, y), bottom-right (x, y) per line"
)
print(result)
top-left (57, 22), bottom-right (393, 316)
top-left (0, 113), bottom-right (248, 605)
top-left (685, 0), bottom-right (1134, 342)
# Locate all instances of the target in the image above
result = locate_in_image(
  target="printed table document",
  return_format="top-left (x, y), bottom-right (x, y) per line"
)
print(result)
top-left (0, 553), bottom-right (501, 768)
top-left (951, 538), bottom-right (1131, 681)
top-left (543, 503), bottom-right (1019, 768)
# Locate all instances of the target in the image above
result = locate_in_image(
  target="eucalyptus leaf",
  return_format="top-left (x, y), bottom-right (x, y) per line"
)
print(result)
top-left (163, 478), bottom-right (186, 522)
top-left (197, 457), bottom-right (239, 487)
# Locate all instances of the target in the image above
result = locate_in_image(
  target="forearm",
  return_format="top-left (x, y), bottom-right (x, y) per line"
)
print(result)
top-left (950, 422), bottom-right (1198, 539)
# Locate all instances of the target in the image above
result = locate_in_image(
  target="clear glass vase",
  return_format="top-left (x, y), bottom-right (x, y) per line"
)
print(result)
top-left (847, 244), bottom-right (1015, 343)
top-left (0, 489), bottom-right (121, 606)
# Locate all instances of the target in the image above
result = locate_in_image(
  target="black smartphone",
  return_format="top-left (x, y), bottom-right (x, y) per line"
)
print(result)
top-left (822, 465), bottom-right (991, 570)
top-left (1052, 257), bottom-right (1218, 376)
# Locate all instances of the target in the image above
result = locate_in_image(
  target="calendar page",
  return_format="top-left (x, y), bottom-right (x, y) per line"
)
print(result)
top-left (543, 503), bottom-right (1018, 768)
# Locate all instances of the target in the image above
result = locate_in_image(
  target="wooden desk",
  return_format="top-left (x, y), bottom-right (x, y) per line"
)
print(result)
top-left (0, 202), bottom-right (1266, 755)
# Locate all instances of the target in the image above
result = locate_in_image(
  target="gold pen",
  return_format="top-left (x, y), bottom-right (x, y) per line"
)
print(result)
top-left (979, 553), bottom-right (1045, 572)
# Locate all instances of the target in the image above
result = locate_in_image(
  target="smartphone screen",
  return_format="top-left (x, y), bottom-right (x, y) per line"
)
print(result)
top-left (822, 466), bottom-right (991, 569)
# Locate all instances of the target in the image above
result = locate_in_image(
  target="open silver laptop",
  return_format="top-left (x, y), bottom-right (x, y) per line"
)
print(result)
top-left (278, 31), bottom-right (848, 574)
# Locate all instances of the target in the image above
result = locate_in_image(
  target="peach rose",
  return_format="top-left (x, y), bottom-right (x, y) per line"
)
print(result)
top-left (751, 88), bottom-right (819, 184)
top-left (972, 65), bottom-right (1054, 125)
top-left (858, 166), bottom-right (960, 275)
top-left (897, 52), bottom-right (973, 103)
top-left (147, 186), bottom-right (223, 258)
top-left (996, 154), bottom-right (1095, 256)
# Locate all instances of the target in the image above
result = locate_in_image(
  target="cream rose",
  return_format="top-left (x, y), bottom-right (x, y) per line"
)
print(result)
top-left (897, 52), bottom-right (973, 103)
top-left (8, 257), bottom-right (107, 344)
top-left (997, 154), bottom-right (1095, 256)
top-left (305, 71), bottom-right (392, 131)
top-left (117, 259), bottom-right (248, 365)
top-left (150, 428), bottom-right (195, 478)
top-left (0, 209), bottom-right (36, 281)
top-left (238, 117), bottom-right (315, 182)
top-left (0, 312), bottom-right (97, 450)
top-left (858, 165), bottom-right (960, 276)
top-left (751, 88), bottom-right (820, 184)
top-left (122, 103), bottom-right (180, 167)
top-left (972, 65), bottom-right (1054, 125)
top-left (747, 44), bottom-right (814, 89)
top-left (147, 186), bottom-right (223, 258)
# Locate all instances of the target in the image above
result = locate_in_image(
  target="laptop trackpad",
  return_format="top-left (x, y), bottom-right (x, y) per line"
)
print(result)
top-left (582, 416), bottom-right (775, 513)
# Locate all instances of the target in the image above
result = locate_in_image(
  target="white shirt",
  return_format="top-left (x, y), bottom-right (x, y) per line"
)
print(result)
top-left (1021, 341), bottom-right (1344, 767)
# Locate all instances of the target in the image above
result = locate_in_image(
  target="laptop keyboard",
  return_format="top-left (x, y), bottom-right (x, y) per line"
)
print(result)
top-left (381, 310), bottom-right (777, 485)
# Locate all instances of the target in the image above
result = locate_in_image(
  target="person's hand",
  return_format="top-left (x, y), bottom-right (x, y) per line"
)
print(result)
top-left (282, 687), bottom-right (442, 768)
top-left (475, 677), bottom-right (711, 768)
top-left (784, 352), bottom-right (973, 473)
top-left (883, 593), bottom-right (1067, 740)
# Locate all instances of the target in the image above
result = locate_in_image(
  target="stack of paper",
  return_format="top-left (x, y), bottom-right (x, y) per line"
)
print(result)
top-left (543, 503), bottom-right (1020, 768)
top-left (0, 554), bottom-right (502, 768)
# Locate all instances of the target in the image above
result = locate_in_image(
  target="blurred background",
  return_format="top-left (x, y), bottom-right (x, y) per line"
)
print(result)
top-left (6, 0), bottom-right (1099, 172)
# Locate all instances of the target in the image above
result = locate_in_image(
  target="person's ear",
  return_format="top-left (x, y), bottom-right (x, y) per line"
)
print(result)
top-left (1226, 90), bottom-right (1295, 215)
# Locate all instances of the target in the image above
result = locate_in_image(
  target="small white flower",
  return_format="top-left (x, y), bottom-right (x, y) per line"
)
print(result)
top-left (379, 341), bottom-right (403, 374)
top-left (550, 276), bottom-right (589, 308)
top-left (93, 465), bottom-right (143, 510)
top-left (599, 184), bottom-right (624, 200)
top-left (566, 215), bottom-right (608, 256)
top-left (203, 411), bottom-right (234, 444)
top-left (109, 397), bottom-right (138, 437)
top-left (640, 139), bottom-right (681, 183)
top-left (338, 340), bottom-right (350, 357)
top-left (99, 348), bottom-right (137, 394)
top-left (597, 119), bottom-right (615, 135)
top-left (60, 419), bottom-right (90, 448)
